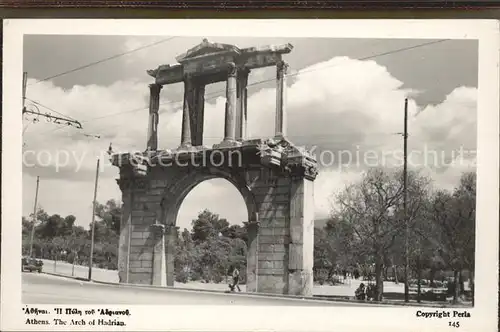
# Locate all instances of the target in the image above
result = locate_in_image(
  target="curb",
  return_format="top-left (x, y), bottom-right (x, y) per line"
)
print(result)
top-left (39, 272), bottom-right (468, 308)
top-left (41, 272), bottom-right (357, 305)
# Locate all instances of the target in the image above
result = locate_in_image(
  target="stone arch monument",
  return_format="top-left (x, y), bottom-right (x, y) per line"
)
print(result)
top-left (111, 39), bottom-right (318, 296)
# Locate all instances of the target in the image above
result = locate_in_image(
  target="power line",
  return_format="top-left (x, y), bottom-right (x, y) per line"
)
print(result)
top-left (29, 36), bottom-right (177, 86)
top-left (87, 38), bottom-right (450, 124)
top-left (25, 97), bottom-right (78, 121)
top-left (35, 39), bottom-right (449, 138)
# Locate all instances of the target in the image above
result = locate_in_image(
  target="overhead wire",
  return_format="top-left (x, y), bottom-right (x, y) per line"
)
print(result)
top-left (28, 36), bottom-right (177, 86)
top-left (33, 38), bottom-right (449, 141)
top-left (83, 38), bottom-right (450, 124)
top-left (24, 36), bottom-right (180, 138)
top-left (25, 97), bottom-right (79, 121)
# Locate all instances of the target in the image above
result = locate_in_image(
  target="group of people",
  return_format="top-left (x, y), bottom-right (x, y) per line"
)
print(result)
top-left (354, 282), bottom-right (376, 301)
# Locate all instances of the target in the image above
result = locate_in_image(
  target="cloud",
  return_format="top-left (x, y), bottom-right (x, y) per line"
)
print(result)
top-left (22, 55), bottom-right (477, 229)
top-left (121, 37), bottom-right (170, 64)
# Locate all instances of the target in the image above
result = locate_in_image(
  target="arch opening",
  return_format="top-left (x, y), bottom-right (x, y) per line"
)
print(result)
top-left (161, 174), bottom-right (257, 291)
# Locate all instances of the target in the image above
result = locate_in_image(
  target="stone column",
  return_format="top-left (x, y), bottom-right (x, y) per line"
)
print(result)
top-left (235, 69), bottom-right (249, 141)
top-left (165, 224), bottom-right (177, 286)
top-left (150, 223), bottom-right (166, 286)
top-left (147, 84), bottom-right (162, 151)
top-left (190, 84), bottom-right (206, 146)
top-left (180, 78), bottom-right (193, 148)
top-left (275, 61), bottom-right (288, 139)
top-left (246, 215), bottom-right (260, 292)
top-left (223, 63), bottom-right (238, 143)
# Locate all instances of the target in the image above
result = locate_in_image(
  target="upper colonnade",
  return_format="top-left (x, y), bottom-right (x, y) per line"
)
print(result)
top-left (144, 39), bottom-right (292, 151)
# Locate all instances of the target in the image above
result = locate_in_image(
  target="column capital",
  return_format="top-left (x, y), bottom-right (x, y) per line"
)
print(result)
top-left (227, 62), bottom-right (237, 77)
top-left (247, 220), bottom-right (260, 229)
top-left (277, 60), bottom-right (289, 76)
top-left (238, 67), bottom-right (251, 77)
top-left (150, 223), bottom-right (166, 234)
top-left (149, 83), bottom-right (163, 92)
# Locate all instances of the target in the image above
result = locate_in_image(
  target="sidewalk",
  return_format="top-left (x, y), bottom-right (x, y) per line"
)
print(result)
top-left (39, 259), bottom-right (470, 307)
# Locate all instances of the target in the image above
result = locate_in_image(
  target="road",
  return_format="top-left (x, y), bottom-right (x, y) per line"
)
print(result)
top-left (22, 273), bottom-right (373, 306)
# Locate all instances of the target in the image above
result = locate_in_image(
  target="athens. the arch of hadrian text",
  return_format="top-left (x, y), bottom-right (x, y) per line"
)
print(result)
top-left (110, 39), bottom-right (318, 296)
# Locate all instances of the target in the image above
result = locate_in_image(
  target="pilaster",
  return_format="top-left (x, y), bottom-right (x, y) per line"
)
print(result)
top-left (165, 224), bottom-right (177, 286)
top-left (246, 215), bottom-right (260, 292)
top-left (150, 223), bottom-right (167, 286)
top-left (117, 178), bottom-right (133, 284)
top-left (287, 176), bottom-right (315, 296)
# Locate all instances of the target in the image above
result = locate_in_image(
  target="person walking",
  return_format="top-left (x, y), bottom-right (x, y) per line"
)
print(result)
top-left (231, 266), bottom-right (241, 292)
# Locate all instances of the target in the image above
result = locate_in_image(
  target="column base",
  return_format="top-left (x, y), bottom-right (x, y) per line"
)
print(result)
top-left (288, 269), bottom-right (313, 296)
top-left (273, 134), bottom-right (286, 142)
top-left (176, 143), bottom-right (196, 152)
top-left (150, 223), bottom-right (166, 287)
top-left (213, 140), bottom-right (242, 149)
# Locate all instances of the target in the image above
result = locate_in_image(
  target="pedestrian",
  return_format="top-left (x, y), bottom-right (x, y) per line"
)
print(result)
top-left (231, 266), bottom-right (241, 292)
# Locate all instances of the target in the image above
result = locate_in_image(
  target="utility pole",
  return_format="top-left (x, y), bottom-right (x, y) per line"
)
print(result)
top-left (88, 159), bottom-right (100, 281)
top-left (23, 72), bottom-right (28, 110)
top-left (403, 98), bottom-right (410, 303)
top-left (29, 176), bottom-right (40, 258)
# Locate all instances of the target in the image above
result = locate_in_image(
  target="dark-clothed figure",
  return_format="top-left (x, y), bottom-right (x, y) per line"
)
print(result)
top-left (355, 283), bottom-right (366, 300)
top-left (230, 267), bottom-right (241, 292)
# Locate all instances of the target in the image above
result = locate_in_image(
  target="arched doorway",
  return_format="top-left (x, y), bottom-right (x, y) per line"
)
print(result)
top-left (174, 178), bottom-right (249, 290)
top-left (159, 168), bottom-right (258, 291)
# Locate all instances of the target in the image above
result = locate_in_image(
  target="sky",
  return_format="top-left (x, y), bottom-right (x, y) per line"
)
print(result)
top-left (22, 36), bottom-right (478, 231)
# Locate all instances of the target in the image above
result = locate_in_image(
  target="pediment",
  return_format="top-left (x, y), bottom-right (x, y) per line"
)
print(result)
top-left (176, 39), bottom-right (241, 63)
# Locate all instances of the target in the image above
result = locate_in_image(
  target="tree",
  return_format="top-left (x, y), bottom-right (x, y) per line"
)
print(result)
top-left (222, 224), bottom-right (248, 243)
top-left (175, 228), bottom-right (195, 282)
top-left (191, 209), bottom-right (229, 243)
top-left (324, 215), bottom-right (359, 271)
top-left (94, 199), bottom-right (122, 234)
top-left (426, 172), bottom-right (476, 304)
top-left (332, 167), bottom-right (430, 301)
top-left (313, 228), bottom-right (335, 284)
top-left (37, 214), bottom-right (64, 238)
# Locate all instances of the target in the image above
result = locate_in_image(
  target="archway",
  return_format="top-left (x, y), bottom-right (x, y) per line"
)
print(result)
top-left (113, 40), bottom-right (318, 296)
top-left (159, 168), bottom-right (258, 291)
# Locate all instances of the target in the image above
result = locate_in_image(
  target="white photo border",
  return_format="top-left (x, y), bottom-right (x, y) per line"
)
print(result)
top-left (2, 19), bottom-right (499, 332)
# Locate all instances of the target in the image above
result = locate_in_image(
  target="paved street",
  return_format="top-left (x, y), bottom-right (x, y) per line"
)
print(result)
top-left (22, 273), bottom-right (375, 306)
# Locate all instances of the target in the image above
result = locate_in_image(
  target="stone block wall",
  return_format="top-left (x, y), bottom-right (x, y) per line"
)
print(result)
top-left (116, 160), bottom-right (315, 296)
top-left (248, 168), bottom-right (291, 294)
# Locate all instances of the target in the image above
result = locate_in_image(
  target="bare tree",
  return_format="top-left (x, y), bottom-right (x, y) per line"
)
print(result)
top-left (332, 167), bottom-right (431, 301)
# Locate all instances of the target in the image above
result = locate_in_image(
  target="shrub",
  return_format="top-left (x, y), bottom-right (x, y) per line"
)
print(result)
top-left (176, 270), bottom-right (189, 283)
top-left (190, 271), bottom-right (202, 281)
top-left (213, 274), bottom-right (224, 284)
top-left (314, 269), bottom-right (329, 285)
